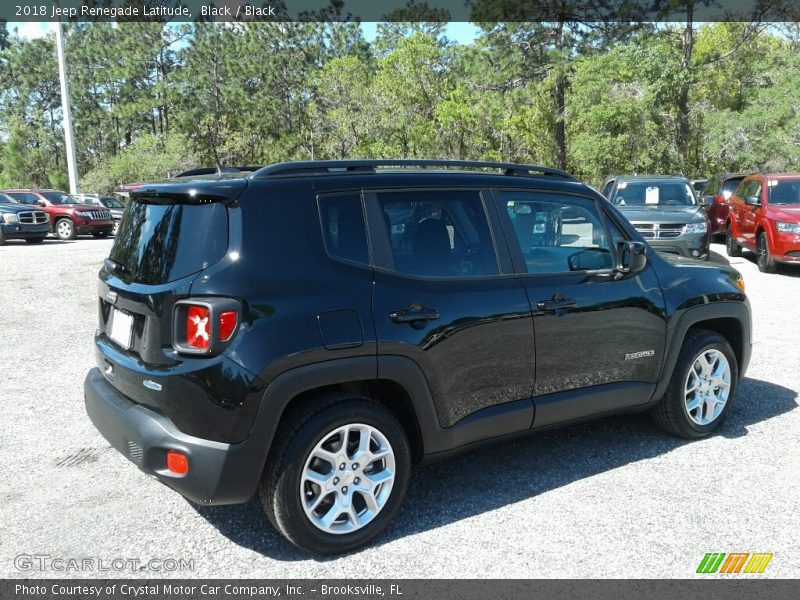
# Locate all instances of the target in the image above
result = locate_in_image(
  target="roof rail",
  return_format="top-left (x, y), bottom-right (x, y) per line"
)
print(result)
top-left (250, 160), bottom-right (578, 181)
top-left (174, 166), bottom-right (264, 178)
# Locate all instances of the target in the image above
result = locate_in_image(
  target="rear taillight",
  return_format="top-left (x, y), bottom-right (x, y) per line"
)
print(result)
top-left (218, 310), bottom-right (238, 341)
top-left (714, 194), bottom-right (725, 205)
top-left (173, 298), bottom-right (241, 355)
top-left (186, 305), bottom-right (211, 350)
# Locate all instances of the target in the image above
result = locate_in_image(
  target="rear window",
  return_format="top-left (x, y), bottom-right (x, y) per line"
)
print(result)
top-left (611, 181), bottom-right (696, 207)
top-left (109, 200), bottom-right (228, 285)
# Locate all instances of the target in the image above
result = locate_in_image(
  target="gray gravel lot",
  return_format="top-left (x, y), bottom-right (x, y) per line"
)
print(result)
top-left (1, 237), bottom-right (798, 578)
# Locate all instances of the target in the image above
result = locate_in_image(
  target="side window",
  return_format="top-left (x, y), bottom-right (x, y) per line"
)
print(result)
top-left (600, 180), bottom-right (614, 197)
top-left (374, 190), bottom-right (499, 278)
top-left (7, 193), bottom-right (32, 204)
top-left (500, 191), bottom-right (613, 274)
top-left (752, 180), bottom-right (763, 201)
top-left (702, 177), bottom-right (719, 197)
top-left (318, 194), bottom-right (369, 265)
top-left (737, 180), bottom-right (754, 199)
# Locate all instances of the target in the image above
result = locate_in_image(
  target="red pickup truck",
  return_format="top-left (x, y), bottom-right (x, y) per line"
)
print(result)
top-left (1, 189), bottom-right (114, 240)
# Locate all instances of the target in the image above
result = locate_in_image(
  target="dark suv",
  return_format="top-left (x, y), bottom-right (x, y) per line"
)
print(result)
top-left (84, 160), bottom-right (751, 554)
top-left (605, 175), bottom-right (711, 259)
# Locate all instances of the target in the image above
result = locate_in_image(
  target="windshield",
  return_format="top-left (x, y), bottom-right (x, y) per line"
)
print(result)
top-left (768, 179), bottom-right (800, 205)
top-left (611, 181), bottom-right (696, 207)
top-left (42, 191), bottom-right (82, 205)
top-left (102, 196), bottom-right (123, 208)
top-left (0, 193), bottom-right (19, 204)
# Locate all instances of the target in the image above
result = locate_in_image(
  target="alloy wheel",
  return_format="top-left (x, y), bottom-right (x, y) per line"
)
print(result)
top-left (300, 423), bottom-right (395, 535)
top-left (684, 349), bottom-right (731, 426)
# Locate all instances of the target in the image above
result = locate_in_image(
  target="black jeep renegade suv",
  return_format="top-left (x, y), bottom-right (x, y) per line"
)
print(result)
top-left (85, 160), bottom-right (751, 554)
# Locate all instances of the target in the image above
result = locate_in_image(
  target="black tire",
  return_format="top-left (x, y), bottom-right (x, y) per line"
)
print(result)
top-left (55, 218), bottom-right (76, 240)
top-left (756, 231), bottom-right (777, 273)
top-left (92, 231), bottom-right (109, 239)
top-left (25, 236), bottom-right (46, 244)
top-left (0, 228), bottom-right (5, 245)
top-left (259, 394), bottom-right (411, 555)
top-left (651, 329), bottom-right (738, 439)
top-left (725, 223), bottom-right (741, 257)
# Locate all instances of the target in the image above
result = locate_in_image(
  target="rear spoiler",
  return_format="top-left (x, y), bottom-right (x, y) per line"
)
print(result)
top-left (119, 180), bottom-right (248, 205)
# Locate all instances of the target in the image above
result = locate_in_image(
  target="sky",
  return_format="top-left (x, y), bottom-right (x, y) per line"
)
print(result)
top-left (6, 21), bottom-right (481, 44)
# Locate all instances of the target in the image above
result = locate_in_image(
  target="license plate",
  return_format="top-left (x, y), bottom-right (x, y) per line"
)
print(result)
top-left (108, 309), bottom-right (134, 350)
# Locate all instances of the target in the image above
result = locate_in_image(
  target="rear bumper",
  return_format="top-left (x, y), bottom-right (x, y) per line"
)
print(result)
top-left (84, 368), bottom-right (264, 505)
top-left (0, 222), bottom-right (50, 239)
top-left (707, 205), bottom-right (729, 235)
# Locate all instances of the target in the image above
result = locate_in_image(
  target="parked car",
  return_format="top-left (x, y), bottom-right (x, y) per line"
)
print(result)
top-left (1, 189), bottom-right (115, 240)
top-left (726, 173), bottom-right (800, 273)
top-left (605, 175), bottom-right (711, 259)
top-left (699, 173), bottom-right (748, 237)
top-left (85, 160), bottom-right (751, 555)
top-left (75, 193), bottom-right (125, 234)
top-left (0, 193), bottom-right (50, 245)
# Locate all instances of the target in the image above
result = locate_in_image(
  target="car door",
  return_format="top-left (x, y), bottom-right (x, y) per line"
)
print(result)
top-left (365, 188), bottom-right (536, 430)
top-left (491, 188), bottom-right (667, 428)
top-left (738, 179), bottom-right (762, 249)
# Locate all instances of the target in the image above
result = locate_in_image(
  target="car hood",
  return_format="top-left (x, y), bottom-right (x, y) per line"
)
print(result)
top-left (0, 203), bottom-right (36, 213)
top-left (766, 205), bottom-right (800, 221)
top-left (617, 205), bottom-right (705, 223)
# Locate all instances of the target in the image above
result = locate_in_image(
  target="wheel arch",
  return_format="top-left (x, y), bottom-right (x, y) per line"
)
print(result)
top-left (248, 356), bottom-right (444, 484)
top-left (653, 302), bottom-right (751, 403)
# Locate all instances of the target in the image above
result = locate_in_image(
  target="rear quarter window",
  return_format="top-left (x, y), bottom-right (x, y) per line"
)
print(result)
top-left (318, 194), bottom-right (369, 265)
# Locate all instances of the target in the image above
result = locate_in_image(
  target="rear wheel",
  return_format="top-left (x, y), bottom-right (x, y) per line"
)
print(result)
top-left (651, 329), bottom-right (738, 439)
top-left (259, 394), bottom-right (411, 555)
top-left (756, 232), bottom-right (777, 273)
top-left (0, 228), bottom-right (5, 245)
top-left (25, 236), bottom-right (46, 244)
top-left (92, 231), bottom-right (109, 239)
top-left (725, 223), bottom-right (741, 257)
top-left (55, 218), bottom-right (76, 240)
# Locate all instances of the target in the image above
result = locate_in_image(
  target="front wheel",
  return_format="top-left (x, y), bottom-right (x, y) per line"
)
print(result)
top-left (757, 232), bottom-right (777, 273)
top-left (55, 218), bottom-right (76, 240)
top-left (260, 394), bottom-right (411, 555)
top-left (725, 223), bottom-right (742, 257)
top-left (651, 329), bottom-right (738, 439)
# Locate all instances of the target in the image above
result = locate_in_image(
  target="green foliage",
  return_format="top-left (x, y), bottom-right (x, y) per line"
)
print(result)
top-left (0, 21), bottom-right (798, 192)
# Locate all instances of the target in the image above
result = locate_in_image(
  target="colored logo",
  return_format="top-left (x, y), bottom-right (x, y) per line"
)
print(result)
top-left (697, 552), bottom-right (773, 574)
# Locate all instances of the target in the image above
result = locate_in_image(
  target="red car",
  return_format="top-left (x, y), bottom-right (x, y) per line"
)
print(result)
top-left (1, 189), bottom-right (114, 240)
top-left (726, 173), bottom-right (800, 272)
top-left (699, 173), bottom-right (747, 237)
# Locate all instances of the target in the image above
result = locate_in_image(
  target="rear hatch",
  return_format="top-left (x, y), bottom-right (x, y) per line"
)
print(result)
top-left (97, 179), bottom-right (247, 366)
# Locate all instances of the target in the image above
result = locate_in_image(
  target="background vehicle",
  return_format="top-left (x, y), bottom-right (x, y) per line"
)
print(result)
top-left (0, 193), bottom-right (50, 245)
top-left (85, 160), bottom-right (750, 555)
top-left (76, 194), bottom-right (125, 234)
top-left (605, 175), bottom-right (711, 259)
top-left (700, 173), bottom-right (747, 237)
top-left (1, 189), bottom-right (114, 240)
top-left (726, 173), bottom-right (800, 273)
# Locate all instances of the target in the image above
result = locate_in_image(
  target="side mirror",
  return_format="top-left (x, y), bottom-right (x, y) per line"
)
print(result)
top-left (37, 200), bottom-right (47, 207)
top-left (616, 241), bottom-right (648, 275)
top-left (699, 195), bottom-right (713, 208)
top-left (744, 195), bottom-right (760, 206)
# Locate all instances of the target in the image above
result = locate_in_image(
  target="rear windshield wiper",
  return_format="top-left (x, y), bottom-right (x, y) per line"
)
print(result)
top-left (104, 258), bottom-right (130, 277)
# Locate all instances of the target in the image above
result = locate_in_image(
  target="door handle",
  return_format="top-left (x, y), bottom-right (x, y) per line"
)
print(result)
top-left (537, 296), bottom-right (576, 312)
top-left (389, 303), bottom-right (440, 323)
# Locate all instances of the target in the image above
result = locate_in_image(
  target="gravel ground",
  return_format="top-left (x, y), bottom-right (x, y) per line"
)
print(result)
top-left (1, 237), bottom-right (798, 579)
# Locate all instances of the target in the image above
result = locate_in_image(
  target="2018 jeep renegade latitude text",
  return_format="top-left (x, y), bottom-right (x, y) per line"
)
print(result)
top-left (84, 160), bottom-right (752, 554)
